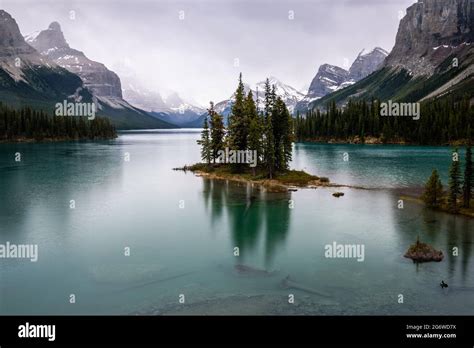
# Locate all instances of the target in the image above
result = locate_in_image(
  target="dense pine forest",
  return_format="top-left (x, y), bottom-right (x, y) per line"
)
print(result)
top-left (0, 103), bottom-right (117, 142)
top-left (295, 96), bottom-right (473, 145)
top-left (197, 73), bottom-right (294, 179)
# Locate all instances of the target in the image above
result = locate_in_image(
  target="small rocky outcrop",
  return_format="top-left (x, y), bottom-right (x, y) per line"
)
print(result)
top-left (332, 192), bottom-right (344, 197)
top-left (404, 238), bottom-right (444, 262)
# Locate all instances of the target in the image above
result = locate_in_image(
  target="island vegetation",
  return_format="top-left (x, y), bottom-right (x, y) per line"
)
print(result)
top-left (404, 236), bottom-right (444, 263)
top-left (186, 74), bottom-right (331, 191)
top-left (421, 144), bottom-right (473, 217)
top-left (0, 103), bottom-right (117, 142)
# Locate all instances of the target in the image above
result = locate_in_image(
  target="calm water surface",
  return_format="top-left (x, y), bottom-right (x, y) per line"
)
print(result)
top-left (0, 130), bottom-right (472, 314)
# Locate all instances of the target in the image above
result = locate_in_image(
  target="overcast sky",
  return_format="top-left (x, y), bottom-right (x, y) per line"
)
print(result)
top-left (3, 0), bottom-right (415, 106)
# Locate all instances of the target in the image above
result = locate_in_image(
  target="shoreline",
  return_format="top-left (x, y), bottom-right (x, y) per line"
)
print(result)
top-left (297, 136), bottom-right (470, 147)
top-left (179, 164), bottom-right (474, 218)
top-left (399, 193), bottom-right (474, 219)
top-left (193, 170), bottom-right (376, 192)
top-left (0, 136), bottom-right (117, 144)
top-left (177, 163), bottom-right (377, 193)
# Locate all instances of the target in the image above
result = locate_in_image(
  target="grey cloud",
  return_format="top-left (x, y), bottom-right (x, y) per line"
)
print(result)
top-left (3, 0), bottom-right (414, 105)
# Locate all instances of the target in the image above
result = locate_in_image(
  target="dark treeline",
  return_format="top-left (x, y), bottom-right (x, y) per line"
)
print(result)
top-left (0, 103), bottom-right (117, 142)
top-left (423, 145), bottom-right (473, 213)
top-left (295, 96), bottom-right (473, 145)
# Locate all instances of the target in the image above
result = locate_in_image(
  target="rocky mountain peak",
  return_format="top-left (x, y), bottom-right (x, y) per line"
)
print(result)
top-left (296, 47), bottom-right (389, 112)
top-left (0, 10), bottom-right (37, 56)
top-left (26, 22), bottom-right (123, 98)
top-left (48, 21), bottom-right (61, 31)
top-left (349, 47), bottom-right (388, 81)
top-left (384, 0), bottom-right (473, 76)
top-left (26, 21), bottom-right (69, 54)
top-left (306, 64), bottom-right (349, 99)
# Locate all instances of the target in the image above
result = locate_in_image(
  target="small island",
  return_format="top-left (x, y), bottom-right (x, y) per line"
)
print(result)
top-left (404, 237), bottom-right (443, 263)
top-left (175, 163), bottom-right (331, 193)
top-left (175, 74), bottom-right (365, 193)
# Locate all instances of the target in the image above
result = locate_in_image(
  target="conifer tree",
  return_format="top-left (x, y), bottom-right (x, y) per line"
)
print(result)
top-left (208, 101), bottom-right (225, 163)
top-left (197, 116), bottom-right (211, 164)
top-left (245, 90), bottom-right (262, 174)
top-left (263, 79), bottom-right (275, 178)
top-left (282, 104), bottom-right (294, 170)
top-left (228, 73), bottom-right (248, 152)
top-left (462, 143), bottom-right (472, 208)
top-left (422, 169), bottom-right (443, 208)
top-left (448, 148), bottom-right (462, 213)
top-left (273, 97), bottom-right (293, 171)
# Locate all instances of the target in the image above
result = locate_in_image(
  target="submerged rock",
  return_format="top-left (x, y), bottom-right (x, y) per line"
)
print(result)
top-left (404, 239), bottom-right (443, 263)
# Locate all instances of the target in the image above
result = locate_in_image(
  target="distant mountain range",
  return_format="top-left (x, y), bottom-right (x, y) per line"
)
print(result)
top-left (186, 77), bottom-right (306, 128)
top-left (309, 0), bottom-right (473, 111)
top-left (295, 47), bottom-right (388, 112)
top-left (22, 20), bottom-right (174, 129)
top-left (1, 0), bottom-right (471, 131)
top-left (0, 11), bottom-right (85, 110)
top-left (187, 50), bottom-right (388, 128)
top-left (120, 77), bottom-right (206, 126)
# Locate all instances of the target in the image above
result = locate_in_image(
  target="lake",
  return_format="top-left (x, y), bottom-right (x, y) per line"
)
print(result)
top-left (0, 130), bottom-right (472, 315)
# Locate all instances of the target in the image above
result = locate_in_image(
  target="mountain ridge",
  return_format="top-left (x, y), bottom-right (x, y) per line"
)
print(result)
top-left (308, 0), bottom-right (473, 111)
top-left (296, 47), bottom-right (388, 112)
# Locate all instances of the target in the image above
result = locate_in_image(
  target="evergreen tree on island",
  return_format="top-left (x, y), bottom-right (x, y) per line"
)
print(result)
top-left (245, 90), bottom-right (262, 175)
top-left (228, 73), bottom-right (248, 152)
top-left (195, 73), bottom-right (294, 179)
top-left (273, 96), bottom-right (293, 171)
top-left (208, 101), bottom-right (225, 163)
top-left (263, 78), bottom-right (276, 178)
top-left (197, 116), bottom-right (211, 164)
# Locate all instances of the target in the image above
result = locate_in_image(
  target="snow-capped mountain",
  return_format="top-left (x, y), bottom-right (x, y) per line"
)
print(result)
top-left (349, 47), bottom-right (389, 81)
top-left (255, 77), bottom-right (305, 113)
top-left (214, 77), bottom-right (304, 117)
top-left (296, 47), bottom-right (388, 112)
top-left (384, 0), bottom-right (472, 77)
top-left (163, 92), bottom-right (205, 115)
top-left (120, 77), bottom-right (168, 112)
top-left (0, 10), bottom-right (85, 106)
top-left (19, 20), bottom-right (174, 129)
top-left (120, 76), bottom-right (205, 125)
top-left (26, 22), bottom-right (123, 98)
top-left (309, 0), bottom-right (473, 113)
top-left (303, 64), bottom-right (350, 101)
top-left (184, 77), bottom-right (305, 128)
top-left (0, 11), bottom-right (63, 83)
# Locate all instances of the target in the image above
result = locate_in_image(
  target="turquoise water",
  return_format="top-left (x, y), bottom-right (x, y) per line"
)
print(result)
top-left (293, 142), bottom-right (461, 188)
top-left (0, 130), bottom-right (472, 315)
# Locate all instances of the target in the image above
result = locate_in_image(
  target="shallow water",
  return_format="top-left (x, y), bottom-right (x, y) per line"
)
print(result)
top-left (0, 130), bottom-right (472, 315)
